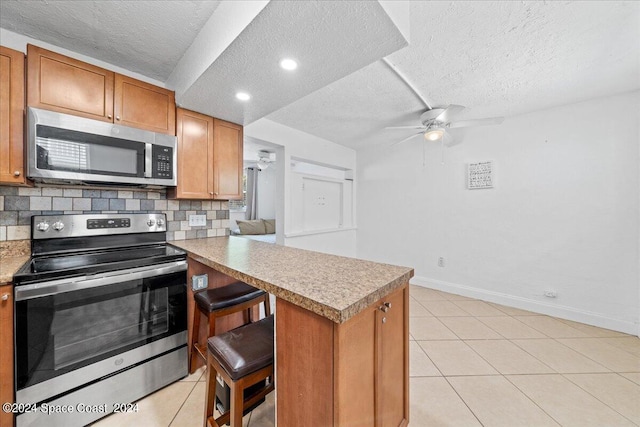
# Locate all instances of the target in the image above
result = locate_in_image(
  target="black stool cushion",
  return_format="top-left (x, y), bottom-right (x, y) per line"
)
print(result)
top-left (207, 315), bottom-right (274, 381)
top-left (195, 281), bottom-right (266, 313)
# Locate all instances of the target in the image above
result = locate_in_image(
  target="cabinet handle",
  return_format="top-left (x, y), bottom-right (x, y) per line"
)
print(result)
top-left (107, 114), bottom-right (113, 119)
top-left (380, 305), bottom-right (389, 313)
top-left (382, 317), bottom-right (387, 324)
top-left (384, 302), bottom-right (391, 309)
top-left (1, 294), bottom-right (9, 301)
top-left (209, 192), bottom-right (214, 195)
top-left (13, 171), bottom-right (20, 176)
top-left (116, 116), bottom-right (121, 121)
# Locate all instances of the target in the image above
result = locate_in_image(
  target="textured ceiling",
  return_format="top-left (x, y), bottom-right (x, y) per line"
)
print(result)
top-left (1, 1), bottom-right (638, 151)
top-left (0, 0), bottom-right (221, 81)
top-left (177, 0), bottom-right (408, 125)
top-left (267, 1), bottom-right (640, 149)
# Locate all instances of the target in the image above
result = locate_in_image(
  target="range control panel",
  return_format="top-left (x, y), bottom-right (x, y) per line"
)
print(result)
top-left (32, 213), bottom-right (167, 239)
top-left (87, 218), bottom-right (131, 229)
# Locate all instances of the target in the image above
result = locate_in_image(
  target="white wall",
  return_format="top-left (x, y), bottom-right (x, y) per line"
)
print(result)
top-left (357, 90), bottom-right (640, 335)
top-left (245, 118), bottom-right (357, 257)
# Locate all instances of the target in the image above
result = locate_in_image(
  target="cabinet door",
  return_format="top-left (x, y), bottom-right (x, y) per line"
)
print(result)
top-left (173, 108), bottom-right (214, 199)
top-left (27, 44), bottom-right (114, 122)
top-left (0, 284), bottom-right (14, 427)
top-left (0, 46), bottom-right (26, 185)
top-left (114, 74), bottom-right (175, 135)
top-left (212, 119), bottom-right (243, 200)
top-left (376, 287), bottom-right (409, 427)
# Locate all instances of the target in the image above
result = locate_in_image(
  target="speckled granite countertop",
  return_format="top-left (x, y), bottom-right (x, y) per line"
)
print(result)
top-left (171, 237), bottom-right (414, 323)
top-left (0, 240), bottom-right (30, 285)
top-left (0, 255), bottom-right (29, 285)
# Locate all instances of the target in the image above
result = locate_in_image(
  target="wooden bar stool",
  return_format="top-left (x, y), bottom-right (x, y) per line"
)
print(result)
top-left (204, 315), bottom-right (275, 427)
top-left (189, 281), bottom-right (271, 373)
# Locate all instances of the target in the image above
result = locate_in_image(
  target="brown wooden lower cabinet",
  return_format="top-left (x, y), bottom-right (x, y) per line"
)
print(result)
top-left (277, 284), bottom-right (409, 427)
top-left (0, 284), bottom-right (14, 427)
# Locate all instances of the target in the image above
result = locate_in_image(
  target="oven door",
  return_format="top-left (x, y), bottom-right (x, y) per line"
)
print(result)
top-left (14, 261), bottom-right (187, 404)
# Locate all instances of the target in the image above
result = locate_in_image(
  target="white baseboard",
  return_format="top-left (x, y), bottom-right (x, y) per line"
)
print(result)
top-left (411, 276), bottom-right (639, 337)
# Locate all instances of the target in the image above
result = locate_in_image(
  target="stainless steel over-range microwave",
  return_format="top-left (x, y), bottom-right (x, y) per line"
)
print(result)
top-left (27, 107), bottom-right (177, 187)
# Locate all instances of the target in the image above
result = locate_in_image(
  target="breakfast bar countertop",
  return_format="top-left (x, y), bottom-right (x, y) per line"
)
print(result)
top-left (170, 236), bottom-right (414, 323)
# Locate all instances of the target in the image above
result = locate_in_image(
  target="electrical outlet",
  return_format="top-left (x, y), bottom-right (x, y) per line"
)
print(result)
top-left (438, 257), bottom-right (445, 267)
top-left (192, 274), bottom-right (208, 291)
top-left (188, 214), bottom-right (206, 227)
top-left (544, 290), bottom-right (557, 298)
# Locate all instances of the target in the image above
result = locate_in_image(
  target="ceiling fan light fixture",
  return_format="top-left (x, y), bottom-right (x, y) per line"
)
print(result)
top-left (424, 128), bottom-right (444, 141)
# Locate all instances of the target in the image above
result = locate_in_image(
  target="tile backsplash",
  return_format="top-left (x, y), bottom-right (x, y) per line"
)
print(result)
top-left (0, 186), bottom-right (229, 241)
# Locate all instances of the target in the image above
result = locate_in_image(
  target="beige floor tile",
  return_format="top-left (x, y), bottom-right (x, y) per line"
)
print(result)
top-left (477, 316), bottom-right (547, 339)
top-left (508, 374), bottom-right (636, 427)
top-left (600, 337), bottom-right (640, 356)
top-left (620, 372), bottom-right (640, 385)
top-left (451, 300), bottom-right (506, 316)
top-left (556, 319), bottom-right (630, 338)
top-left (409, 297), bottom-right (433, 317)
top-left (410, 286), bottom-right (450, 302)
top-left (512, 339), bottom-right (609, 373)
top-left (417, 340), bottom-right (498, 376)
top-left (409, 377), bottom-right (481, 427)
top-left (439, 317), bottom-right (503, 339)
top-left (410, 341), bottom-right (442, 377)
top-left (466, 340), bottom-right (555, 375)
top-left (557, 338), bottom-right (640, 372)
top-left (181, 365), bottom-right (206, 382)
top-left (410, 317), bottom-right (458, 340)
top-left (488, 302), bottom-right (541, 316)
top-left (448, 376), bottom-right (560, 427)
top-left (419, 300), bottom-right (471, 317)
top-left (438, 291), bottom-right (475, 301)
top-left (91, 381), bottom-right (196, 427)
top-left (564, 373), bottom-right (640, 424)
top-left (514, 316), bottom-right (588, 338)
top-left (247, 391), bottom-right (275, 427)
top-left (169, 382), bottom-right (212, 427)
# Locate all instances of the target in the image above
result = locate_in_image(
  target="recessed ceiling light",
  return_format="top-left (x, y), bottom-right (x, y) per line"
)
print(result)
top-left (280, 58), bottom-right (298, 71)
top-left (235, 92), bottom-right (251, 101)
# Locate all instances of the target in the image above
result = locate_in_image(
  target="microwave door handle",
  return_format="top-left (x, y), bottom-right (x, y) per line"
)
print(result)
top-left (144, 143), bottom-right (153, 178)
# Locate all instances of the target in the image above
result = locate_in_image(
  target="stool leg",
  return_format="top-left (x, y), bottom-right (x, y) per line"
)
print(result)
top-left (208, 311), bottom-right (216, 338)
top-left (229, 380), bottom-right (244, 427)
top-left (263, 294), bottom-right (271, 317)
top-left (204, 354), bottom-right (217, 427)
top-left (190, 307), bottom-right (202, 374)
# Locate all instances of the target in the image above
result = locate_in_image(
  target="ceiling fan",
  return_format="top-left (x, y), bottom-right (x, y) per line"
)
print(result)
top-left (381, 58), bottom-right (504, 146)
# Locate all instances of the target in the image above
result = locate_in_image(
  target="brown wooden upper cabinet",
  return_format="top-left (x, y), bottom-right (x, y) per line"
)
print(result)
top-left (169, 108), bottom-right (243, 200)
top-left (27, 44), bottom-right (175, 135)
top-left (0, 46), bottom-right (27, 185)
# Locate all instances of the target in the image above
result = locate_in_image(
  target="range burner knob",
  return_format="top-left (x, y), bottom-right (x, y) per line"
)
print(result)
top-left (52, 221), bottom-right (65, 231)
top-left (147, 219), bottom-right (156, 227)
top-left (156, 218), bottom-right (165, 226)
top-left (36, 222), bottom-right (50, 232)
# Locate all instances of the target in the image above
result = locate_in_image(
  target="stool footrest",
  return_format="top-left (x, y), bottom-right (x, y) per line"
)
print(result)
top-left (207, 380), bottom-right (275, 427)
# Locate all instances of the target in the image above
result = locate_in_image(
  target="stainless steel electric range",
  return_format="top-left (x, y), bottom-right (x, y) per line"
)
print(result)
top-left (12, 213), bottom-right (188, 427)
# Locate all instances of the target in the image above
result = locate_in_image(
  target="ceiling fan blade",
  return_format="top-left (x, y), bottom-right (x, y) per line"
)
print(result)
top-left (443, 128), bottom-right (466, 147)
top-left (385, 125), bottom-right (427, 130)
top-left (434, 104), bottom-right (465, 123)
top-left (392, 132), bottom-right (423, 146)
top-left (449, 117), bottom-right (504, 129)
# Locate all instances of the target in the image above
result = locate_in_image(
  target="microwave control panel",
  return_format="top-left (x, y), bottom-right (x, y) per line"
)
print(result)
top-left (152, 145), bottom-right (174, 179)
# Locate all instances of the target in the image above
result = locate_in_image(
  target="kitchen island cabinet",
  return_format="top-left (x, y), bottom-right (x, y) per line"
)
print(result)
top-left (171, 237), bottom-right (413, 426)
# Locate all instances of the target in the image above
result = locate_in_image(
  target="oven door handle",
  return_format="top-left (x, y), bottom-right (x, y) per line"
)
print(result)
top-left (14, 260), bottom-right (187, 301)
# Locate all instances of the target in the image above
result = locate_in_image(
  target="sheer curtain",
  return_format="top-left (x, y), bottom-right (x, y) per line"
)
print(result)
top-left (245, 167), bottom-right (259, 220)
